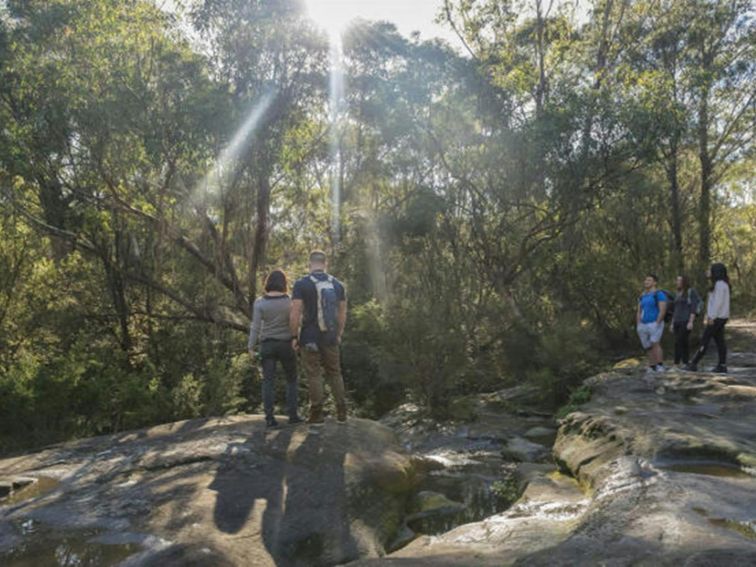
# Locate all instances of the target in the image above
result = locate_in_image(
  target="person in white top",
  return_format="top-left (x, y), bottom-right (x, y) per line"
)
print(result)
top-left (686, 263), bottom-right (730, 373)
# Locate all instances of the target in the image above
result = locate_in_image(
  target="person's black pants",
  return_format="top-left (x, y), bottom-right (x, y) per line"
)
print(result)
top-left (260, 339), bottom-right (299, 419)
top-left (673, 322), bottom-right (691, 364)
top-left (691, 318), bottom-right (728, 366)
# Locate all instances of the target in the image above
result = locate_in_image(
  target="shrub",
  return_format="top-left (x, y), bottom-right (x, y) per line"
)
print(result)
top-left (556, 385), bottom-right (592, 419)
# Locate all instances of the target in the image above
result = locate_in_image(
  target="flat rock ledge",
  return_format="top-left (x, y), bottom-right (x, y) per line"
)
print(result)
top-left (354, 353), bottom-right (756, 565)
top-left (0, 416), bottom-right (414, 566)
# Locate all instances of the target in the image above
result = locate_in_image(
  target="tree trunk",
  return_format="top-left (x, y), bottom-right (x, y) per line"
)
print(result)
top-left (102, 238), bottom-right (132, 355)
top-left (697, 84), bottom-right (712, 271)
top-left (36, 174), bottom-right (71, 261)
top-left (248, 172), bottom-right (271, 306)
top-left (533, 0), bottom-right (549, 200)
top-left (666, 135), bottom-right (684, 273)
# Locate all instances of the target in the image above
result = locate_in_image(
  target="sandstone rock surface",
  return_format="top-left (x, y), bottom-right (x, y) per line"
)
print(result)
top-left (0, 417), bottom-right (414, 566)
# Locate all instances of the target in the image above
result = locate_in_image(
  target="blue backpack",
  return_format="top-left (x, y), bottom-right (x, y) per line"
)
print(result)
top-left (310, 275), bottom-right (340, 340)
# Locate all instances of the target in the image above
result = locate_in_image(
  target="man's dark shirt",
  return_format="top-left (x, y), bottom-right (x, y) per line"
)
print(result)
top-left (292, 271), bottom-right (346, 345)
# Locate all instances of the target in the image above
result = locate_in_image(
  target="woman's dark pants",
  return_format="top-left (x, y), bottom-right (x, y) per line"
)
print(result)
top-left (260, 339), bottom-right (299, 419)
top-left (691, 318), bottom-right (728, 366)
top-left (673, 322), bottom-right (691, 364)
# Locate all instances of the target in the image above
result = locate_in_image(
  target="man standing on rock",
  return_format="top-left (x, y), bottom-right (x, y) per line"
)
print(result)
top-left (636, 274), bottom-right (668, 372)
top-left (290, 250), bottom-right (348, 424)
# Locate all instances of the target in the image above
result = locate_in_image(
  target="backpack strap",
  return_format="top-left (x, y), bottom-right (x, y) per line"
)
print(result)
top-left (309, 274), bottom-right (333, 285)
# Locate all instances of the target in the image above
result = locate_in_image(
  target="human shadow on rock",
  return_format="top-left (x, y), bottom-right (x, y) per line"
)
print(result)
top-left (210, 422), bottom-right (359, 566)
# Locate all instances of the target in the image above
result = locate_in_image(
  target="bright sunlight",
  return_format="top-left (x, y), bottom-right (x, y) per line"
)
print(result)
top-left (305, 0), bottom-right (361, 38)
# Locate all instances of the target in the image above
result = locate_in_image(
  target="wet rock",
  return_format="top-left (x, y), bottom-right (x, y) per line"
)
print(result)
top-left (11, 477), bottom-right (37, 490)
top-left (406, 491), bottom-right (466, 534)
top-left (351, 465), bottom-right (589, 566)
top-left (129, 543), bottom-right (237, 567)
top-left (409, 455), bottom-right (447, 476)
top-left (386, 524), bottom-right (417, 553)
top-left (738, 452), bottom-right (756, 469)
top-left (353, 321), bottom-right (756, 566)
top-left (523, 426), bottom-right (556, 441)
top-left (409, 491), bottom-right (465, 516)
top-left (381, 385), bottom-right (556, 456)
top-left (501, 436), bottom-right (550, 463)
top-left (447, 396), bottom-right (479, 421)
top-left (0, 477), bottom-right (40, 501)
top-left (0, 416), bottom-right (414, 567)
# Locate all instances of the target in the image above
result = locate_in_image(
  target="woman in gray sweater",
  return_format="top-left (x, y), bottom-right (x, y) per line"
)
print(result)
top-left (670, 275), bottom-right (702, 367)
top-left (248, 270), bottom-right (302, 427)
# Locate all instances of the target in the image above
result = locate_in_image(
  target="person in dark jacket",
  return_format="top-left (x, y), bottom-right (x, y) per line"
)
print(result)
top-left (248, 269), bottom-right (303, 428)
top-left (670, 275), bottom-right (702, 367)
top-left (289, 250), bottom-right (348, 425)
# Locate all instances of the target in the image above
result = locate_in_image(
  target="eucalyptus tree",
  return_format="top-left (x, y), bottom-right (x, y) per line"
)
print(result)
top-left (621, 0), bottom-right (696, 272)
top-left (190, 0), bottom-right (329, 302)
top-left (1, 0), bottom-right (331, 338)
top-left (618, 0), bottom-right (754, 275)
top-left (684, 0), bottom-right (754, 270)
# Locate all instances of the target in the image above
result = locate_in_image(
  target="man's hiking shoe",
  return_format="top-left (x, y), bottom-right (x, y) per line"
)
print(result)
top-left (654, 364), bottom-right (667, 373)
top-left (684, 363), bottom-right (698, 372)
top-left (336, 407), bottom-right (347, 424)
top-left (265, 417), bottom-right (279, 428)
top-left (288, 415), bottom-right (304, 425)
top-left (307, 409), bottom-right (324, 426)
top-left (711, 365), bottom-right (728, 374)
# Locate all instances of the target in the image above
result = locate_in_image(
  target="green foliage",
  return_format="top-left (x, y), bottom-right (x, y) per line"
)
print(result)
top-left (171, 373), bottom-right (203, 420)
top-left (556, 385), bottom-right (593, 420)
top-left (500, 315), bottom-right (601, 408)
top-left (341, 300), bottom-right (404, 417)
top-left (490, 475), bottom-right (522, 507)
top-left (203, 354), bottom-right (252, 416)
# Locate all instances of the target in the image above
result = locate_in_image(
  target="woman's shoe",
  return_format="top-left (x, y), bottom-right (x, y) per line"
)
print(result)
top-left (711, 365), bottom-right (728, 374)
top-left (288, 415), bottom-right (304, 425)
top-left (265, 417), bottom-right (279, 428)
top-left (684, 363), bottom-right (698, 371)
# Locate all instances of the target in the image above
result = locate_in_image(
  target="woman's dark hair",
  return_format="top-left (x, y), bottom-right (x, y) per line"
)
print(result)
top-left (709, 263), bottom-right (730, 291)
top-left (265, 269), bottom-right (288, 294)
top-left (677, 275), bottom-right (690, 298)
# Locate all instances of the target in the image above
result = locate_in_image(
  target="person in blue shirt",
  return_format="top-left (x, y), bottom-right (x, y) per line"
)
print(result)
top-left (636, 274), bottom-right (668, 372)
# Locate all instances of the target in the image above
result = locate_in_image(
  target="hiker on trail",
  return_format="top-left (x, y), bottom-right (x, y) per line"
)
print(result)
top-left (248, 269), bottom-right (303, 428)
top-left (636, 274), bottom-right (668, 372)
top-left (290, 250), bottom-right (348, 425)
top-left (670, 275), bottom-right (702, 367)
top-left (686, 263), bottom-right (731, 373)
